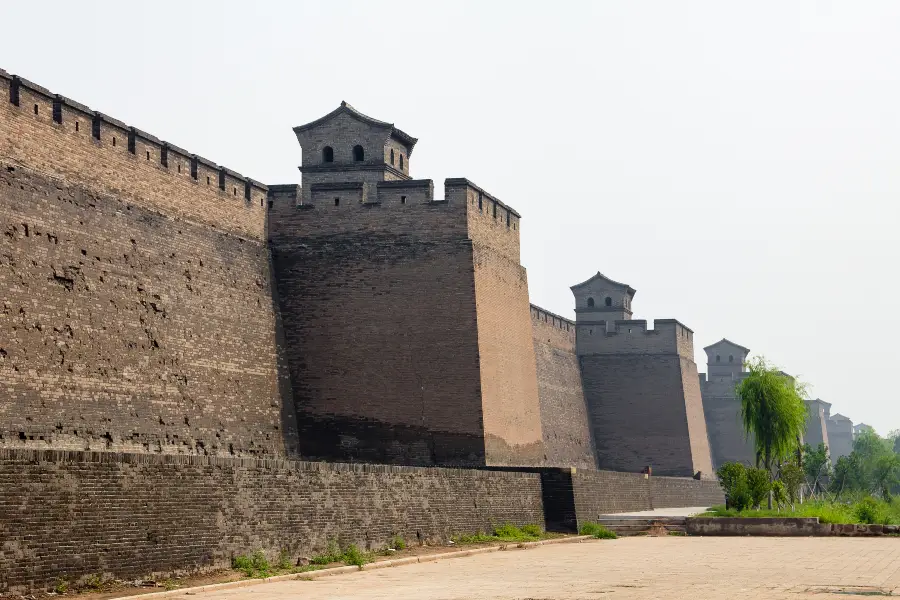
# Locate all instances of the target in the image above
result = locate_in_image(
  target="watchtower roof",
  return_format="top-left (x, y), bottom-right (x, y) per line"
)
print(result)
top-left (703, 338), bottom-right (750, 354)
top-left (806, 398), bottom-right (832, 409)
top-left (293, 101), bottom-right (418, 155)
top-left (830, 413), bottom-right (851, 422)
top-left (570, 271), bottom-right (636, 296)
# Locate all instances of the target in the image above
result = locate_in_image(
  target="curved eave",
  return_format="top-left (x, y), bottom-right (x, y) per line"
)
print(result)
top-left (570, 271), bottom-right (636, 296)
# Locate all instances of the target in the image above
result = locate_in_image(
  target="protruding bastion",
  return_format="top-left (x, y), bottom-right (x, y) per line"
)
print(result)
top-left (572, 272), bottom-right (714, 478)
top-left (269, 102), bottom-right (542, 467)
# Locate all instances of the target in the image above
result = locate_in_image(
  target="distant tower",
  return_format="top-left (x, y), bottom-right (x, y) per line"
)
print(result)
top-left (827, 414), bottom-right (854, 464)
top-left (699, 339), bottom-right (755, 469)
top-left (571, 272), bottom-right (714, 478)
top-left (292, 101), bottom-right (417, 206)
top-left (803, 398), bottom-right (832, 455)
top-left (572, 273), bottom-right (635, 331)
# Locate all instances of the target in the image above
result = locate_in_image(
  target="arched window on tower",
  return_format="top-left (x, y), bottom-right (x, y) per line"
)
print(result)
top-left (400, 154), bottom-right (404, 169)
top-left (353, 145), bottom-right (364, 161)
top-left (322, 146), bottom-right (334, 163)
top-left (716, 355), bottom-right (721, 363)
top-left (604, 296), bottom-right (612, 307)
top-left (729, 355), bottom-right (734, 363)
top-left (587, 297), bottom-right (595, 308)
top-left (390, 148), bottom-right (395, 165)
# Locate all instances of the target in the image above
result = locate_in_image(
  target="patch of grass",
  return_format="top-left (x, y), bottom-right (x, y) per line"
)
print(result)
top-left (667, 530), bottom-right (687, 536)
top-left (310, 540), bottom-right (344, 566)
top-left (309, 540), bottom-right (372, 567)
top-left (579, 522), bottom-right (618, 539)
top-left (232, 550), bottom-right (271, 578)
top-left (700, 497), bottom-right (900, 525)
top-left (451, 523), bottom-right (552, 545)
top-left (450, 523), bottom-right (559, 544)
top-left (52, 578), bottom-right (69, 594)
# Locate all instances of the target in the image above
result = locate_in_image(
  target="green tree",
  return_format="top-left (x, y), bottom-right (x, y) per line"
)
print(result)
top-left (747, 467), bottom-right (771, 509)
top-left (872, 453), bottom-right (900, 500)
top-left (831, 454), bottom-right (864, 495)
top-left (778, 463), bottom-right (804, 508)
top-left (735, 357), bottom-right (808, 508)
top-left (802, 443), bottom-right (831, 495)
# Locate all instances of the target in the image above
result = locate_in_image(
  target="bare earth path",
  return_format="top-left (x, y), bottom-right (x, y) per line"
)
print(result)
top-left (171, 537), bottom-right (900, 600)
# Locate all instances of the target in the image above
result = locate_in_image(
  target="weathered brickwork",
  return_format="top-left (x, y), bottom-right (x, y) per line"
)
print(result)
top-left (530, 306), bottom-right (595, 469)
top-left (580, 353), bottom-right (713, 477)
top-left (0, 449), bottom-right (543, 593)
top-left (0, 71), bottom-right (266, 240)
top-left (0, 161), bottom-right (295, 456)
top-left (570, 470), bottom-right (723, 529)
top-left (650, 475), bottom-right (726, 509)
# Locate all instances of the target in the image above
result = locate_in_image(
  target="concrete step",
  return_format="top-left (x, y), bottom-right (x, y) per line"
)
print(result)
top-left (594, 517), bottom-right (687, 536)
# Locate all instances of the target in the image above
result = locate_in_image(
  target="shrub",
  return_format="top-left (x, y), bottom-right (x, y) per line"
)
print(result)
top-left (389, 535), bottom-right (406, 550)
top-left (717, 462), bottom-right (751, 510)
top-left (52, 578), bottom-right (69, 594)
top-left (520, 524), bottom-right (543, 537)
top-left (854, 497), bottom-right (880, 524)
top-left (310, 540), bottom-right (343, 565)
top-left (342, 544), bottom-right (368, 567)
top-left (579, 522), bottom-right (617, 539)
top-left (779, 463), bottom-right (804, 504)
top-left (747, 468), bottom-right (771, 509)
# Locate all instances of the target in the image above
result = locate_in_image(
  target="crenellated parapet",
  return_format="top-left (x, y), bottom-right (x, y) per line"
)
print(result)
top-left (0, 68), bottom-right (267, 240)
top-left (576, 318), bottom-right (695, 358)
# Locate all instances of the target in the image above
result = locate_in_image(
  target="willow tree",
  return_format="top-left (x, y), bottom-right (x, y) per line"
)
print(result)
top-left (736, 357), bottom-right (808, 508)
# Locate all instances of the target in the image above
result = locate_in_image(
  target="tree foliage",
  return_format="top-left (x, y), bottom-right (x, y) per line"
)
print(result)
top-left (735, 357), bottom-right (808, 508)
top-left (830, 430), bottom-right (900, 500)
top-left (802, 443), bottom-right (831, 493)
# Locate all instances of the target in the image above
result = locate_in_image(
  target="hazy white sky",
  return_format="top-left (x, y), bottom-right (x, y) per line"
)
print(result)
top-left (3, 1), bottom-right (898, 434)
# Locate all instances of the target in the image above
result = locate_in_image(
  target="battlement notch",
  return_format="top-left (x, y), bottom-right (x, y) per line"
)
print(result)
top-left (0, 68), bottom-right (267, 240)
top-left (576, 318), bottom-right (694, 357)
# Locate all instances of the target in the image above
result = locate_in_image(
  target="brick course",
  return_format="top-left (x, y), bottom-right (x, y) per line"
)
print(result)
top-left (0, 449), bottom-right (543, 593)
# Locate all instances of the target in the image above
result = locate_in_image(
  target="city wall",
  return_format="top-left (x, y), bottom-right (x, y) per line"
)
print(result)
top-left (577, 321), bottom-right (714, 477)
top-left (0, 449), bottom-right (543, 592)
top-left (530, 305), bottom-right (595, 469)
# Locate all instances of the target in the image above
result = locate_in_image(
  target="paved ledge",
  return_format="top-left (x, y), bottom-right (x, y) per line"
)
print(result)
top-left (131, 536), bottom-right (592, 599)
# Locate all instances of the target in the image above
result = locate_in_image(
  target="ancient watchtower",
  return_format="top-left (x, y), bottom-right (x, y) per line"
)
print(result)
top-left (698, 339), bottom-right (755, 468)
top-left (571, 272), bottom-right (714, 477)
top-left (268, 102), bottom-right (544, 467)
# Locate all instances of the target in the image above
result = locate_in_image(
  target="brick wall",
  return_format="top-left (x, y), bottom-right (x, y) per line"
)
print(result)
top-left (471, 244), bottom-right (543, 466)
top-left (0, 161), bottom-right (294, 456)
top-left (572, 470), bottom-right (652, 522)
top-left (650, 475), bottom-right (726, 509)
top-left (269, 190), bottom-right (487, 466)
top-left (580, 354), bottom-right (707, 477)
top-left (530, 306), bottom-right (595, 469)
top-left (569, 470), bottom-right (723, 529)
top-left (0, 450), bottom-right (543, 593)
top-left (0, 71), bottom-right (266, 240)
